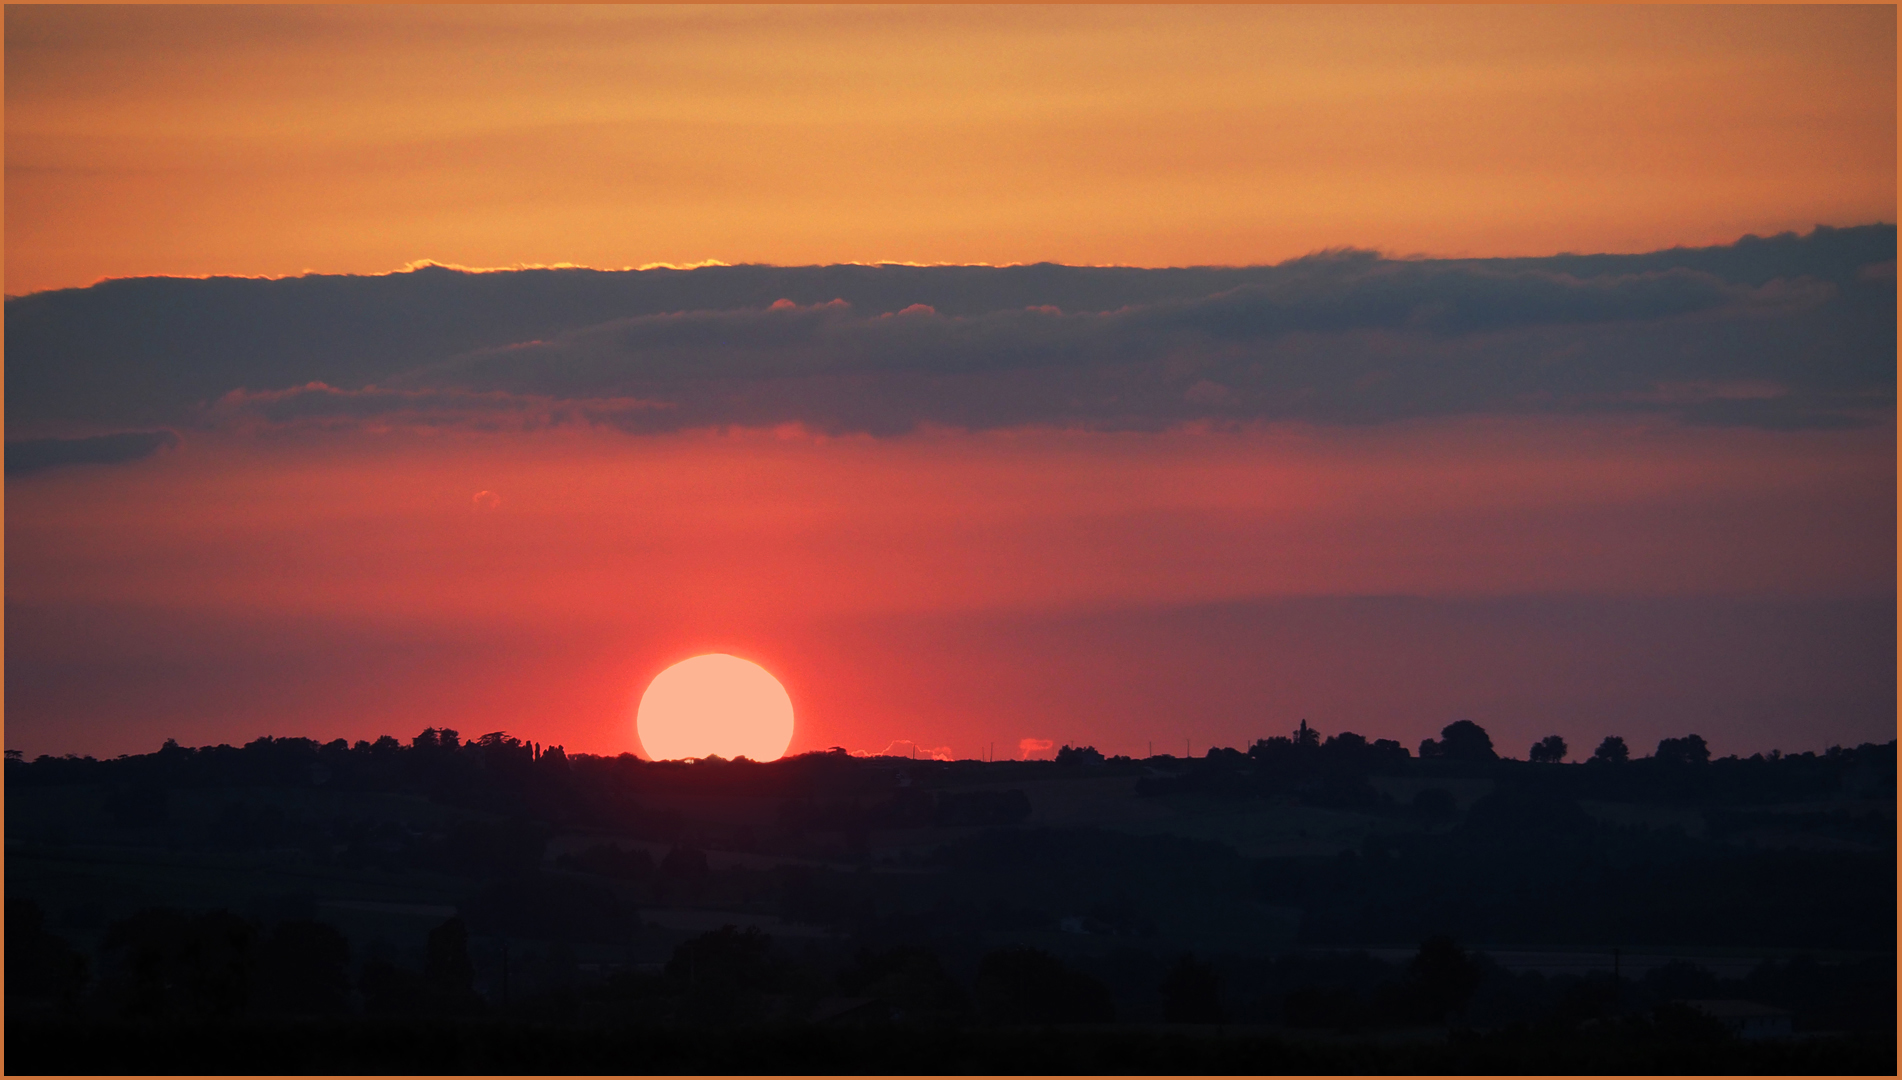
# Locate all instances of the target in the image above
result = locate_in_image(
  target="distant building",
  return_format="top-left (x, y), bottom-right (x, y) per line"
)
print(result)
top-left (1687, 999), bottom-right (1794, 1040)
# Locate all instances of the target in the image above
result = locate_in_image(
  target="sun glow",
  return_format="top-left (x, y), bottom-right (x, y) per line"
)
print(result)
top-left (636, 654), bottom-right (795, 761)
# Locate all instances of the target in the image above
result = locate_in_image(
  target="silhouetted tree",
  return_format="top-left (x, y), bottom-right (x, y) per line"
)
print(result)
top-left (1295, 719), bottom-right (1320, 749)
top-left (1369, 737), bottom-right (1409, 765)
top-left (1323, 731), bottom-right (1366, 753)
top-left (975, 947), bottom-right (1115, 1024)
top-left (1529, 735), bottom-right (1568, 763)
top-left (1436, 720), bottom-right (1497, 762)
top-left (1249, 735), bottom-right (1294, 759)
top-left (1551, 970), bottom-right (1622, 1025)
top-left (255, 919), bottom-right (351, 1015)
top-left (1407, 936), bottom-right (1483, 1023)
top-left (1161, 953), bottom-right (1225, 1023)
top-left (425, 916), bottom-right (475, 995)
top-left (836, 945), bottom-right (969, 1020)
top-left (360, 959), bottom-right (433, 1016)
top-left (101, 908), bottom-right (256, 1019)
top-left (1591, 735), bottom-right (1631, 764)
top-left (408, 726), bottom-right (462, 752)
top-left (6, 899), bottom-right (88, 1006)
top-left (1055, 744), bottom-right (1104, 766)
top-left (665, 925), bottom-right (778, 1013)
top-left (1655, 734), bottom-right (1711, 766)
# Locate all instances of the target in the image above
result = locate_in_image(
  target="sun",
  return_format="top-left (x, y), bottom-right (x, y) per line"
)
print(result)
top-left (636, 654), bottom-right (795, 762)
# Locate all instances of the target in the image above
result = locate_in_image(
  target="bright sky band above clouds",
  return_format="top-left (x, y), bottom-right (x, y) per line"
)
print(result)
top-left (6, 4), bottom-right (1896, 295)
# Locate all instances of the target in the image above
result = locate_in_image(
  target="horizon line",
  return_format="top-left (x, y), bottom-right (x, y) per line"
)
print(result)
top-left (9, 221), bottom-right (1892, 300)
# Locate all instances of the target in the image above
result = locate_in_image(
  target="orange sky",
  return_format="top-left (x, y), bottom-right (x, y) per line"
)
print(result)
top-left (7, 5), bottom-right (1895, 295)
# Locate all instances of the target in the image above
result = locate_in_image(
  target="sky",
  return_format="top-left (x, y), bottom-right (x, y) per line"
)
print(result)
top-left (6, 5), bottom-right (1894, 293)
top-left (4, 6), bottom-right (1896, 762)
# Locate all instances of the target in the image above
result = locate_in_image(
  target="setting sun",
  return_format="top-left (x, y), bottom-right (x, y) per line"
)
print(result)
top-left (635, 653), bottom-right (795, 762)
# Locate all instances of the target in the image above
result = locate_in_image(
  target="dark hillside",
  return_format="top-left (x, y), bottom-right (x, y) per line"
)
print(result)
top-left (6, 723), bottom-right (1892, 1072)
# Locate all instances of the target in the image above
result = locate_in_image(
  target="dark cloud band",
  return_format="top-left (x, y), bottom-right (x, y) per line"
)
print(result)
top-left (6, 224), bottom-right (1892, 437)
top-left (5, 430), bottom-right (179, 476)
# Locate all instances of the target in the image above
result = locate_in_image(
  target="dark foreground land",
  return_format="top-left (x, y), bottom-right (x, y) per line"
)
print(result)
top-left (6, 724), bottom-right (1894, 1073)
top-left (7, 1017), bottom-right (1894, 1074)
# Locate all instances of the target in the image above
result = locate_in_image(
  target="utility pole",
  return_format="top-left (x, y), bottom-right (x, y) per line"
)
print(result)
top-left (1186, 737), bottom-right (1191, 758)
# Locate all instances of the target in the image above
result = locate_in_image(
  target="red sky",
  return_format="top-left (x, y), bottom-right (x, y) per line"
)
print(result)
top-left (9, 419), bottom-right (1892, 624)
top-left (7, 417), bottom-right (1892, 760)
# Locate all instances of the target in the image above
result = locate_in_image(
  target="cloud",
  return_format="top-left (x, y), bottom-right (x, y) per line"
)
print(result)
top-left (7, 225), bottom-right (1891, 437)
top-left (5, 430), bottom-right (179, 476)
top-left (210, 382), bottom-right (670, 432)
top-left (1123, 257), bottom-right (1779, 338)
top-left (401, 273), bottom-right (1871, 433)
top-left (1019, 737), bottom-right (1054, 759)
top-left (853, 740), bottom-right (955, 760)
